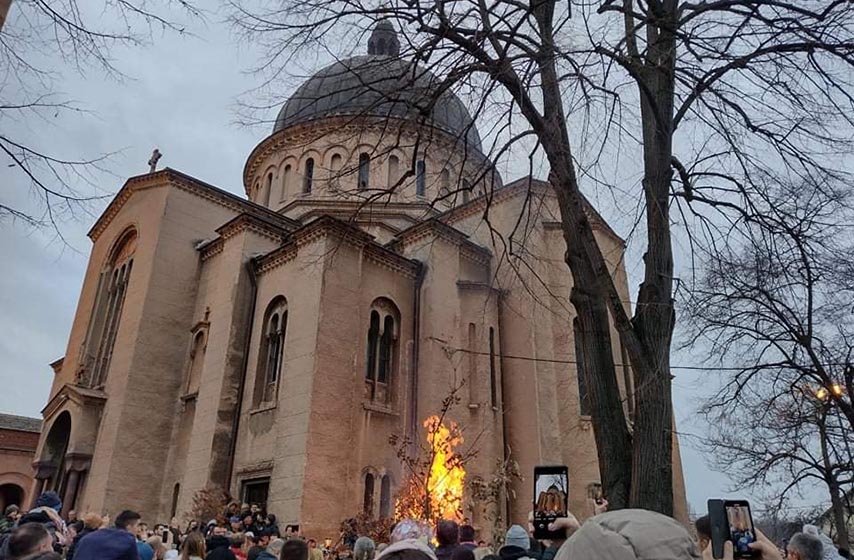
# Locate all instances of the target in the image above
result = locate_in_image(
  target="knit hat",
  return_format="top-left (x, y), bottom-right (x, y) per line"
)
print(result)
top-left (554, 509), bottom-right (699, 560)
top-left (503, 525), bottom-right (530, 550)
top-left (35, 491), bottom-right (62, 511)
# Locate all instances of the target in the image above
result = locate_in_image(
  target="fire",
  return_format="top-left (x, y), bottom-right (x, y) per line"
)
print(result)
top-left (395, 415), bottom-right (466, 524)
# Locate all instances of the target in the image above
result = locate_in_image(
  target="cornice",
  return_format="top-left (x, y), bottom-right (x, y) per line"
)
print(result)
top-left (88, 168), bottom-right (300, 242)
top-left (216, 212), bottom-right (290, 244)
top-left (390, 219), bottom-right (492, 267)
top-left (41, 383), bottom-right (107, 422)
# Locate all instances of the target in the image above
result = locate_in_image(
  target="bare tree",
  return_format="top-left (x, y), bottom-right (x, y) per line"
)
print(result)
top-left (687, 177), bottom-right (854, 545)
top-left (0, 1), bottom-right (200, 233)
top-left (230, 0), bottom-right (854, 515)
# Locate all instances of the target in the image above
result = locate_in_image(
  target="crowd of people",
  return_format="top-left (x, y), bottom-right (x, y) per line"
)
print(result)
top-left (0, 491), bottom-right (849, 560)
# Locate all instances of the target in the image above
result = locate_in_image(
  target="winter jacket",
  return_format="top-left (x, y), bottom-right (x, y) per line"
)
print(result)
top-left (436, 544), bottom-right (459, 560)
top-left (71, 527), bottom-right (140, 560)
top-left (247, 546), bottom-right (264, 560)
top-left (498, 545), bottom-right (534, 560)
top-left (254, 553), bottom-right (278, 560)
top-left (137, 540), bottom-right (155, 560)
top-left (554, 509), bottom-right (699, 560)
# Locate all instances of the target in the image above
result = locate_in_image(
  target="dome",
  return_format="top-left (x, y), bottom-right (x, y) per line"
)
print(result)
top-left (272, 23), bottom-right (483, 152)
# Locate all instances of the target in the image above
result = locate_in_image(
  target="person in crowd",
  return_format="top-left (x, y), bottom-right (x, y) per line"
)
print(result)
top-left (497, 526), bottom-right (533, 560)
top-left (354, 537), bottom-right (376, 560)
top-left (452, 547), bottom-right (475, 560)
top-left (264, 515), bottom-right (279, 538)
top-left (205, 525), bottom-right (236, 560)
top-left (307, 539), bottom-right (323, 560)
top-left (225, 504), bottom-right (240, 520)
top-left (435, 521), bottom-right (460, 560)
top-left (16, 492), bottom-right (70, 552)
top-left (802, 526), bottom-right (840, 560)
top-left (66, 512), bottom-right (103, 560)
top-left (785, 533), bottom-right (825, 560)
top-left (284, 526), bottom-right (300, 541)
top-left (230, 519), bottom-right (244, 535)
top-left (182, 532), bottom-right (206, 560)
top-left (374, 534), bottom-right (438, 560)
top-left (458, 527), bottom-right (476, 552)
top-left (389, 520), bottom-right (432, 546)
top-left (67, 512), bottom-right (78, 525)
top-left (4, 523), bottom-right (62, 560)
top-left (241, 517), bottom-right (257, 536)
top-left (281, 540), bottom-right (309, 560)
top-left (228, 534), bottom-right (247, 560)
top-left (256, 538), bottom-right (284, 560)
top-left (472, 543), bottom-right (493, 560)
top-left (0, 507), bottom-right (20, 534)
top-left (137, 522), bottom-right (155, 560)
top-left (147, 536), bottom-right (167, 560)
top-left (247, 530), bottom-right (273, 560)
top-left (72, 509), bottom-right (143, 560)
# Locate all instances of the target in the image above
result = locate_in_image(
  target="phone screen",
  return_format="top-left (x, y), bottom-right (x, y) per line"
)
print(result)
top-left (725, 502), bottom-right (756, 556)
top-left (534, 471), bottom-right (568, 517)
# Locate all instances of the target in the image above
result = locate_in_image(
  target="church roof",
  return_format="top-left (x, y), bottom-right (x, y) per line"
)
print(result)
top-left (0, 413), bottom-right (42, 433)
top-left (272, 22), bottom-right (483, 152)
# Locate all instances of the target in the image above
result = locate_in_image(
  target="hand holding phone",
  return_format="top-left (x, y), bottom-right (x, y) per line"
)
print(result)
top-left (533, 465), bottom-right (569, 540)
top-left (707, 499), bottom-right (759, 559)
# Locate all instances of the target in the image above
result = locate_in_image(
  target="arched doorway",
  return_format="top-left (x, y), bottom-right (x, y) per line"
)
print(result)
top-left (0, 484), bottom-right (24, 511)
top-left (39, 411), bottom-right (71, 496)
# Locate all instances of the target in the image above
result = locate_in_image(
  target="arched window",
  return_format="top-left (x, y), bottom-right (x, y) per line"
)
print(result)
top-left (462, 179), bottom-right (472, 203)
top-left (358, 153), bottom-right (371, 190)
top-left (330, 153), bottom-right (343, 188)
top-left (387, 155), bottom-right (400, 188)
top-left (85, 228), bottom-right (137, 387)
top-left (303, 158), bottom-right (314, 193)
top-left (282, 164), bottom-right (292, 199)
top-left (415, 160), bottom-right (426, 196)
top-left (262, 172), bottom-right (273, 206)
top-left (363, 473), bottom-right (375, 516)
top-left (254, 298), bottom-right (287, 405)
top-left (573, 318), bottom-right (591, 416)
top-left (186, 330), bottom-right (206, 395)
top-left (379, 475), bottom-right (391, 518)
top-left (365, 300), bottom-right (398, 404)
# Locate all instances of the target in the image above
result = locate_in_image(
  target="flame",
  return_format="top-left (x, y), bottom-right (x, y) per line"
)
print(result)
top-left (395, 415), bottom-right (466, 524)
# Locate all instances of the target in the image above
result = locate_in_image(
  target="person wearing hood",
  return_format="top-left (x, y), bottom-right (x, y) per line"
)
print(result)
top-left (498, 526), bottom-right (534, 560)
top-left (801, 526), bottom-right (839, 560)
top-left (205, 526), bottom-right (236, 560)
top-left (4, 522), bottom-right (62, 560)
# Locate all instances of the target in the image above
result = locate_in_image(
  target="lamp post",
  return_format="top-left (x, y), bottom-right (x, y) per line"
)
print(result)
top-left (813, 384), bottom-right (851, 548)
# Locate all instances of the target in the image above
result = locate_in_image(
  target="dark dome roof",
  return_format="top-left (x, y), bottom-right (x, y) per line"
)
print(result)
top-left (273, 26), bottom-right (483, 152)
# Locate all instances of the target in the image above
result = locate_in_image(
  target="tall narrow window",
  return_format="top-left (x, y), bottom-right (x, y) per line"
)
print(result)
top-left (303, 158), bottom-right (314, 193)
top-left (415, 160), bottom-right (426, 196)
top-left (186, 330), bottom-right (206, 395)
top-left (379, 475), bottom-right (391, 518)
top-left (573, 318), bottom-right (591, 416)
top-left (86, 229), bottom-right (137, 387)
top-left (255, 298), bottom-right (287, 405)
top-left (365, 300), bottom-right (399, 404)
top-left (387, 155), bottom-right (399, 188)
top-left (363, 473), bottom-right (375, 516)
top-left (263, 172), bottom-right (273, 206)
top-left (330, 154), bottom-right (343, 188)
top-left (468, 323), bottom-right (477, 403)
top-left (358, 153), bottom-right (371, 189)
top-left (281, 165), bottom-right (292, 200)
top-left (170, 483), bottom-right (180, 518)
top-left (366, 311), bottom-right (380, 381)
top-left (489, 327), bottom-right (497, 408)
top-left (462, 179), bottom-right (472, 203)
top-left (440, 169), bottom-right (451, 197)
top-left (378, 315), bottom-right (394, 383)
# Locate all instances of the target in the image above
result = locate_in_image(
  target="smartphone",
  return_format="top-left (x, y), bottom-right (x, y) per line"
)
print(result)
top-left (532, 465), bottom-right (569, 540)
top-left (707, 499), bottom-right (758, 559)
top-left (162, 530), bottom-right (169, 542)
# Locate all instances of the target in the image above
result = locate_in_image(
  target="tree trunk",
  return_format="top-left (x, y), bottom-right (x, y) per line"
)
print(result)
top-left (625, 1), bottom-right (678, 516)
top-left (819, 410), bottom-right (851, 547)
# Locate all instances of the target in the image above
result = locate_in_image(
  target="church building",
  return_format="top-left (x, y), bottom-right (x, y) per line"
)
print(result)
top-left (31, 22), bottom-right (687, 538)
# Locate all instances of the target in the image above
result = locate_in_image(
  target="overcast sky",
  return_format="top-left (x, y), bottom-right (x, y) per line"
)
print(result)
top-left (0, 3), bottom-right (820, 518)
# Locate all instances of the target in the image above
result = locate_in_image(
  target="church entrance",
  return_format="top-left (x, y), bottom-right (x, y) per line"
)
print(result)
top-left (0, 484), bottom-right (24, 511)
